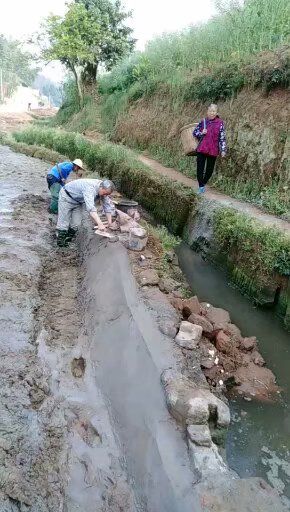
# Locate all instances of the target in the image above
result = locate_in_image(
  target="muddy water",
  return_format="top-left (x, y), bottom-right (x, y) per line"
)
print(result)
top-left (177, 243), bottom-right (290, 504)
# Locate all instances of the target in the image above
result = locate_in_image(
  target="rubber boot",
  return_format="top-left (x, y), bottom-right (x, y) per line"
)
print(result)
top-left (66, 227), bottom-right (77, 242)
top-left (57, 230), bottom-right (69, 248)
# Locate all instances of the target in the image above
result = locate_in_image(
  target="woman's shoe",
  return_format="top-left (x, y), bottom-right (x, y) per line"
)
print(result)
top-left (197, 186), bottom-right (206, 194)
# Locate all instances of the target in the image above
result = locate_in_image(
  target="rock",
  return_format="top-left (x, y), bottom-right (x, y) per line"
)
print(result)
top-left (251, 350), bottom-right (265, 367)
top-left (172, 253), bottom-right (179, 266)
top-left (169, 297), bottom-right (184, 312)
top-left (234, 363), bottom-right (279, 400)
top-left (175, 321), bottom-right (202, 349)
top-left (240, 336), bottom-right (257, 351)
top-left (200, 340), bottom-right (217, 369)
top-left (202, 304), bottom-right (231, 329)
top-left (159, 320), bottom-right (178, 339)
top-left (225, 323), bottom-right (243, 344)
top-left (165, 250), bottom-right (175, 263)
top-left (138, 269), bottom-right (159, 286)
top-left (187, 313), bottom-right (213, 334)
top-left (161, 369), bottom-right (231, 428)
top-left (201, 358), bottom-right (216, 370)
top-left (172, 290), bottom-right (183, 299)
top-left (158, 277), bottom-right (179, 294)
top-left (187, 424), bottom-right (212, 447)
top-left (182, 296), bottom-right (201, 318)
top-left (215, 331), bottom-right (233, 354)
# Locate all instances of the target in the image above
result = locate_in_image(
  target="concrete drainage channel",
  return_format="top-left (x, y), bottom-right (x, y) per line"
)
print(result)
top-left (0, 145), bottom-right (287, 512)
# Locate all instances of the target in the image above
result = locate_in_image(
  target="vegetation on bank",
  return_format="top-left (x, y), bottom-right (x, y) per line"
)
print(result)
top-left (8, 127), bottom-right (290, 313)
top-left (213, 208), bottom-right (290, 304)
top-left (49, 0), bottom-right (290, 219)
top-left (36, 0), bottom-right (135, 106)
top-left (12, 128), bottom-right (197, 235)
top-left (98, 0), bottom-right (289, 105)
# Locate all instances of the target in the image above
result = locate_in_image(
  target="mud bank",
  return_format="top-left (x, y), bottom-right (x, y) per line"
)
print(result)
top-left (0, 146), bottom-right (136, 511)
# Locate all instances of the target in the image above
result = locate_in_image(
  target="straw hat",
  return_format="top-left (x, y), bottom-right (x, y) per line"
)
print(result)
top-left (73, 158), bottom-right (84, 169)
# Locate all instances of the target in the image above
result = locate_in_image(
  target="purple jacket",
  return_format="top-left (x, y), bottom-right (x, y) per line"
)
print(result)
top-left (193, 116), bottom-right (227, 157)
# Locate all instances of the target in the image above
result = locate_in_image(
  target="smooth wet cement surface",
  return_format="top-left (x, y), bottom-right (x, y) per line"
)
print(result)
top-left (177, 242), bottom-right (290, 504)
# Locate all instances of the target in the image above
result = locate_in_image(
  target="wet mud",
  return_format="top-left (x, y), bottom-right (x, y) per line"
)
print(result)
top-left (0, 146), bottom-right (136, 511)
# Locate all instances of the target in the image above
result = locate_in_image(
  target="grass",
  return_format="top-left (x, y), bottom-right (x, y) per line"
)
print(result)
top-left (213, 207), bottom-right (290, 301)
top-left (98, 0), bottom-right (290, 102)
top-left (13, 127), bottom-right (198, 236)
top-left (132, 141), bottom-right (290, 218)
top-left (6, 126), bottom-right (290, 325)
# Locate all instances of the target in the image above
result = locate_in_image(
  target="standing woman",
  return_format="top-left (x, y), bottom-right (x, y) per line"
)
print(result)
top-left (193, 104), bottom-right (227, 194)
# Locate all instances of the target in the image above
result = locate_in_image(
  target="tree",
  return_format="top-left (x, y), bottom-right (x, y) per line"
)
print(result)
top-left (38, 0), bottom-right (135, 106)
top-left (75, 0), bottom-right (135, 82)
top-left (0, 35), bottom-right (37, 99)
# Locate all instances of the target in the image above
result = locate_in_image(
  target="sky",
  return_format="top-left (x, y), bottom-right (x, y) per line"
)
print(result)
top-left (0, 0), bottom-right (216, 81)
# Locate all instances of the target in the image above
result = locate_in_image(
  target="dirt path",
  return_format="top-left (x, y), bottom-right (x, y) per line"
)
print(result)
top-left (138, 154), bottom-right (290, 235)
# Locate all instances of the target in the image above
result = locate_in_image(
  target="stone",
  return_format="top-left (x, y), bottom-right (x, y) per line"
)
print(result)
top-left (187, 424), bottom-right (212, 447)
top-left (159, 320), bottom-right (178, 339)
top-left (225, 323), bottom-right (243, 344)
top-left (234, 363), bottom-right (279, 400)
top-left (182, 296), bottom-right (201, 318)
top-left (215, 331), bottom-right (233, 354)
top-left (172, 253), bottom-right (179, 266)
top-left (251, 350), bottom-right (265, 367)
top-left (188, 313), bottom-right (213, 334)
top-left (240, 336), bottom-right (257, 351)
top-left (172, 290), bottom-right (183, 299)
top-left (161, 369), bottom-right (231, 428)
top-left (138, 269), bottom-right (159, 286)
top-left (158, 277), bottom-right (179, 294)
top-left (169, 297), bottom-right (184, 312)
top-left (202, 304), bottom-right (231, 329)
top-left (175, 321), bottom-right (202, 349)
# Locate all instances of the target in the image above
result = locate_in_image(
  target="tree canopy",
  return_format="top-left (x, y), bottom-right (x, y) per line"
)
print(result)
top-left (38, 0), bottom-right (135, 105)
top-left (0, 35), bottom-right (37, 99)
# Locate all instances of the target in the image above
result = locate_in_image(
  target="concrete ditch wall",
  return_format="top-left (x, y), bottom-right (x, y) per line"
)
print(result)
top-left (184, 198), bottom-right (290, 323)
top-left (79, 225), bottom-right (288, 512)
top-left (80, 229), bottom-right (202, 512)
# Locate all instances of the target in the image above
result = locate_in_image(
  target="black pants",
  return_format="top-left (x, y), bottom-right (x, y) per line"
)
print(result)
top-left (47, 174), bottom-right (59, 189)
top-left (196, 153), bottom-right (217, 187)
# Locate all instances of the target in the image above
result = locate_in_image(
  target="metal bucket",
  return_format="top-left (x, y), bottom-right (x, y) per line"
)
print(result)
top-left (114, 199), bottom-right (139, 215)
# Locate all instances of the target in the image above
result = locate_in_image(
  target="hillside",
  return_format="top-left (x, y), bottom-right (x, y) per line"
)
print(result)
top-left (54, 0), bottom-right (290, 217)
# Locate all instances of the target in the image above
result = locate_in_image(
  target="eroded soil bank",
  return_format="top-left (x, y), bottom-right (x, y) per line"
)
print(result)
top-left (0, 145), bottom-right (288, 512)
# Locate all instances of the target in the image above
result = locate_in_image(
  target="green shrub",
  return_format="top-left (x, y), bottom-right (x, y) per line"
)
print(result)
top-left (184, 63), bottom-right (246, 103)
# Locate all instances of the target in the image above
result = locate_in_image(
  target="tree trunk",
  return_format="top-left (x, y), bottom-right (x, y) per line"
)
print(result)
top-left (69, 62), bottom-right (84, 108)
top-left (83, 62), bottom-right (98, 84)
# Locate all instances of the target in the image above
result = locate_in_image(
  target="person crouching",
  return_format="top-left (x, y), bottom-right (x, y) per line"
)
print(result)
top-left (46, 159), bottom-right (84, 213)
top-left (193, 104), bottom-right (227, 194)
top-left (56, 178), bottom-right (115, 247)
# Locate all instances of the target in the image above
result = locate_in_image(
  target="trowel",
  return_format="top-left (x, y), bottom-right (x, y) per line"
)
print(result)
top-left (94, 227), bottom-right (119, 242)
